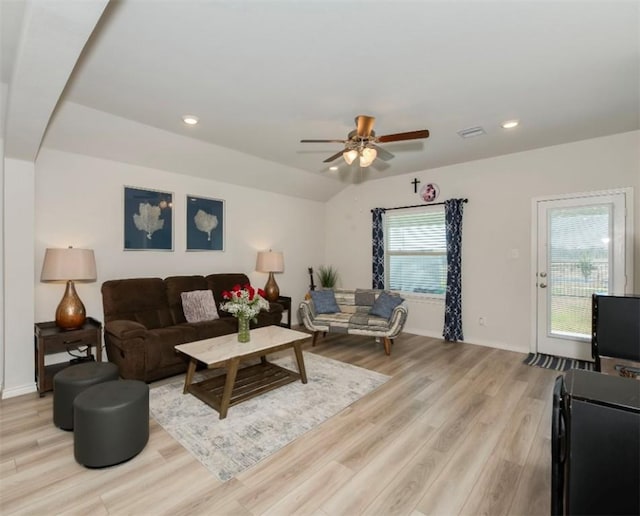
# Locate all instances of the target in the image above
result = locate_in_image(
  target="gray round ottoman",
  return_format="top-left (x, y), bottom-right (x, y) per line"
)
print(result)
top-left (53, 362), bottom-right (120, 430)
top-left (73, 380), bottom-right (149, 468)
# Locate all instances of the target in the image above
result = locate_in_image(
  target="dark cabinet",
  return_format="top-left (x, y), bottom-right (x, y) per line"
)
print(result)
top-left (552, 369), bottom-right (640, 515)
top-left (592, 293), bottom-right (640, 377)
top-left (34, 317), bottom-right (102, 396)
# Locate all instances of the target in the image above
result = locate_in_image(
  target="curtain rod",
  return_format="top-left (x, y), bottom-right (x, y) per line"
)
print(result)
top-left (370, 198), bottom-right (468, 213)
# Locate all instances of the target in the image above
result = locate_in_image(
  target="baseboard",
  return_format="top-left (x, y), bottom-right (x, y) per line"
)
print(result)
top-left (1, 382), bottom-right (37, 399)
top-left (403, 327), bottom-right (443, 340)
top-left (403, 327), bottom-right (527, 355)
top-left (463, 338), bottom-right (527, 354)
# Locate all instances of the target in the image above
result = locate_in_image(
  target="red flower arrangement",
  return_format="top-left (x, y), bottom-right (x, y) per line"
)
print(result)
top-left (220, 283), bottom-right (269, 321)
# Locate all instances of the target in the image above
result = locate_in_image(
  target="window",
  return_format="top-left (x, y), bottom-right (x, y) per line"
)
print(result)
top-left (385, 206), bottom-right (447, 296)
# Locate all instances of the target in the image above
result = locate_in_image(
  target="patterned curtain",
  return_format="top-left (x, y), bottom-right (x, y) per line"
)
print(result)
top-left (443, 199), bottom-right (465, 341)
top-left (372, 208), bottom-right (385, 289)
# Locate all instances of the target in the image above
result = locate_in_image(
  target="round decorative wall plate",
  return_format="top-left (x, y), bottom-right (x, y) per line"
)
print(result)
top-left (419, 183), bottom-right (439, 203)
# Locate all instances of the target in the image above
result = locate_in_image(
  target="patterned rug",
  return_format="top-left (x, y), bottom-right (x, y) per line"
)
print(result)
top-left (149, 352), bottom-right (389, 482)
top-left (523, 352), bottom-right (594, 372)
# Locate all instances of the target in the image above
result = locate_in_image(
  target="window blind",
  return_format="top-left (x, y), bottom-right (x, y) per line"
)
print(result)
top-left (385, 208), bottom-right (447, 295)
top-left (548, 204), bottom-right (611, 336)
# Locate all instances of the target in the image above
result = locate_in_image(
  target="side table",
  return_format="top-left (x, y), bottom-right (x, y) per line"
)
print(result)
top-left (276, 296), bottom-right (292, 329)
top-left (34, 317), bottom-right (103, 397)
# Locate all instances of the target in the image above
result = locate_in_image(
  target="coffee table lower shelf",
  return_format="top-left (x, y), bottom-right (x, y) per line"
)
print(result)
top-left (187, 361), bottom-right (301, 417)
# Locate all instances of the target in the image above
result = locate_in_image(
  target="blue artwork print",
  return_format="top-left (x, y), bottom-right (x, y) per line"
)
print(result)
top-left (186, 195), bottom-right (224, 251)
top-left (124, 187), bottom-right (173, 250)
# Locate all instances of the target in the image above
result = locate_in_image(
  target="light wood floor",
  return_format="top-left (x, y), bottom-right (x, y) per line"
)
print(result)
top-left (1, 331), bottom-right (559, 515)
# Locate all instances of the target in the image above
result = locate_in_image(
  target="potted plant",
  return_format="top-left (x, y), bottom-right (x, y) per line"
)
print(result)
top-left (317, 265), bottom-right (339, 289)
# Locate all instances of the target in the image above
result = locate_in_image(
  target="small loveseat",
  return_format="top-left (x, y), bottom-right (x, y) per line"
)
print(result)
top-left (101, 273), bottom-right (283, 382)
top-left (298, 288), bottom-right (408, 355)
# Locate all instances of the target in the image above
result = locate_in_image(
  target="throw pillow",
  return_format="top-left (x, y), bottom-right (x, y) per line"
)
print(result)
top-left (370, 291), bottom-right (404, 319)
top-left (354, 288), bottom-right (377, 307)
top-left (181, 290), bottom-right (219, 323)
top-left (310, 289), bottom-right (340, 314)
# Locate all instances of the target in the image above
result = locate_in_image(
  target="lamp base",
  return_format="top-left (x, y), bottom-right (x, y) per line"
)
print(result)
top-left (55, 280), bottom-right (87, 330)
top-left (264, 272), bottom-right (280, 303)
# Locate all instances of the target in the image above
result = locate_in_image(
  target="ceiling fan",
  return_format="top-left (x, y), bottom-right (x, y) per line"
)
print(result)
top-left (300, 115), bottom-right (430, 168)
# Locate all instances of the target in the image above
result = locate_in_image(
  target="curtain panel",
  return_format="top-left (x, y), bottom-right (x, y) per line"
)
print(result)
top-left (443, 199), bottom-right (465, 341)
top-left (372, 208), bottom-right (385, 289)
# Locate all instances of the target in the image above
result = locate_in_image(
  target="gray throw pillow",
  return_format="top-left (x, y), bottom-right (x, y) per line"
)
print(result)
top-left (370, 291), bottom-right (404, 319)
top-left (181, 290), bottom-right (219, 323)
top-left (310, 289), bottom-right (340, 314)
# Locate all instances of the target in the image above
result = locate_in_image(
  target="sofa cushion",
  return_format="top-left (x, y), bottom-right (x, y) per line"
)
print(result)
top-left (101, 278), bottom-right (170, 325)
top-left (144, 326), bottom-right (198, 372)
top-left (181, 290), bottom-right (219, 323)
top-left (206, 273), bottom-right (252, 317)
top-left (179, 318), bottom-right (237, 341)
top-left (310, 289), bottom-right (340, 314)
top-left (165, 275), bottom-right (208, 324)
top-left (134, 308), bottom-right (174, 330)
top-left (370, 291), bottom-right (404, 319)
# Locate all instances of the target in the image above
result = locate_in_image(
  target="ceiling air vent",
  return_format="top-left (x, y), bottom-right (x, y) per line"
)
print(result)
top-left (457, 126), bottom-right (486, 138)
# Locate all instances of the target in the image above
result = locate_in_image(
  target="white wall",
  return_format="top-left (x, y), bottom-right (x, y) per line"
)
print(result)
top-left (0, 136), bottom-right (4, 392)
top-left (3, 158), bottom-right (35, 397)
top-left (326, 131), bottom-right (639, 354)
top-left (28, 148), bottom-right (325, 383)
top-left (1, 84), bottom-right (6, 392)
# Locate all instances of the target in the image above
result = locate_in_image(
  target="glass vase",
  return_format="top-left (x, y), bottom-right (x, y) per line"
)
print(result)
top-left (237, 315), bottom-right (250, 343)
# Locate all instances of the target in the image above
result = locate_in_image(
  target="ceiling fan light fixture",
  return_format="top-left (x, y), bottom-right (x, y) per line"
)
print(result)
top-left (359, 147), bottom-right (377, 167)
top-left (343, 149), bottom-right (358, 165)
top-left (302, 115), bottom-right (429, 169)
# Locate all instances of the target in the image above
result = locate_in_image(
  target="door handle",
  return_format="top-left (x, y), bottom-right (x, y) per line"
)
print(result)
top-left (540, 283), bottom-right (547, 288)
top-left (540, 272), bottom-right (547, 278)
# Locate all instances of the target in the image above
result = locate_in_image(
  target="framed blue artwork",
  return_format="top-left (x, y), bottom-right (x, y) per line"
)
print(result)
top-left (124, 186), bottom-right (173, 251)
top-left (186, 195), bottom-right (225, 251)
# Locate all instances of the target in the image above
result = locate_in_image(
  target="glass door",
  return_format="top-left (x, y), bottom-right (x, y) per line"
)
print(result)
top-left (536, 193), bottom-right (627, 360)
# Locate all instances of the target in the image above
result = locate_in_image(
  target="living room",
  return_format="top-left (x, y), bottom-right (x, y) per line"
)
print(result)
top-left (1, 1), bottom-right (639, 514)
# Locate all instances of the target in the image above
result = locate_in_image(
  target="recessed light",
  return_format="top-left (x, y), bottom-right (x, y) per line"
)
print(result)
top-left (501, 120), bottom-right (519, 129)
top-left (329, 166), bottom-right (338, 171)
top-left (182, 115), bottom-right (199, 125)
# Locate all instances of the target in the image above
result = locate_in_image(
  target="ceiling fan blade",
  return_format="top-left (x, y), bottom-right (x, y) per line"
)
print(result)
top-left (356, 115), bottom-right (376, 137)
top-left (377, 129), bottom-right (430, 143)
top-left (300, 139), bottom-right (346, 143)
top-left (323, 150), bottom-right (346, 163)
top-left (371, 144), bottom-right (394, 161)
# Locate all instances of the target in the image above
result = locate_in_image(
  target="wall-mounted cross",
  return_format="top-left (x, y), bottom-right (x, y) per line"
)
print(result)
top-left (411, 178), bottom-right (421, 193)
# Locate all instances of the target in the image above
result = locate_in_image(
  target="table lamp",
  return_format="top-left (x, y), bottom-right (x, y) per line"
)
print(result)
top-left (40, 247), bottom-right (97, 330)
top-left (256, 250), bottom-right (284, 302)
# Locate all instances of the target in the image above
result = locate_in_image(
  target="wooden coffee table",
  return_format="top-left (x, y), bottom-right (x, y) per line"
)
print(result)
top-left (175, 325), bottom-right (310, 419)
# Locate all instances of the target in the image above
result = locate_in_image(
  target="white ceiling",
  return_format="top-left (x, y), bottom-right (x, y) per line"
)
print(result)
top-left (3, 1), bottom-right (640, 201)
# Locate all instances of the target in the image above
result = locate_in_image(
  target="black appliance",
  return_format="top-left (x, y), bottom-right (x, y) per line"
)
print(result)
top-left (552, 369), bottom-right (640, 515)
top-left (592, 293), bottom-right (640, 376)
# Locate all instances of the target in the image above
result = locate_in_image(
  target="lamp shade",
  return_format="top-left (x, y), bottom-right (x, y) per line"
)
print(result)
top-left (256, 251), bottom-right (284, 273)
top-left (343, 149), bottom-right (358, 165)
top-left (41, 247), bottom-right (97, 282)
top-left (359, 147), bottom-right (378, 167)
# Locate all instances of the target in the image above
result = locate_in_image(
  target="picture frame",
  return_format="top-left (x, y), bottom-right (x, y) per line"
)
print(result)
top-left (124, 186), bottom-right (174, 251)
top-left (186, 195), bottom-right (225, 251)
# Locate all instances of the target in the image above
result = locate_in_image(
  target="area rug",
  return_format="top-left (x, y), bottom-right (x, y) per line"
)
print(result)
top-left (149, 352), bottom-right (389, 482)
top-left (523, 352), bottom-right (594, 372)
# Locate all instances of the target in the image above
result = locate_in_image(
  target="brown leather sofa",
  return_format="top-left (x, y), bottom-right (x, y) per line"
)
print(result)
top-left (101, 273), bottom-right (284, 382)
